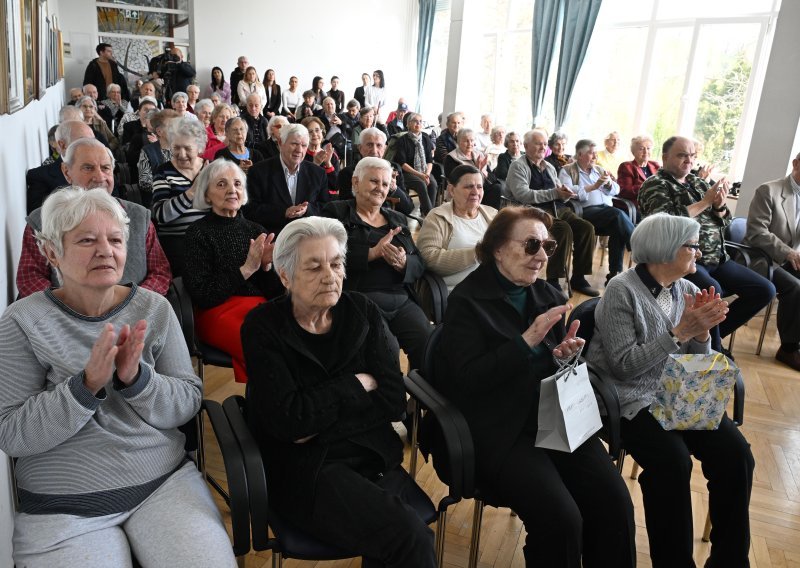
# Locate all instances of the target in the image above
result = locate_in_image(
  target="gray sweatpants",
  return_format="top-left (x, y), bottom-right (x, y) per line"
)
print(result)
top-left (13, 462), bottom-right (236, 568)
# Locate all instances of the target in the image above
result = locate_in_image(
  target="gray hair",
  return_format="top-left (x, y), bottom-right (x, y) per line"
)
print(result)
top-left (523, 129), bottom-right (546, 145)
top-left (63, 137), bottom-right (115, 169)
top-left (456, 128), bottom-right (474, 144)
top-left (346, 99), bottom-right (361, 110)
top-left (54, 120), bottom-right (91, 146)
top-left (194, 99), bottom-right (214, 114)
top-left (106, 83), bottom-right (121, 96)
top-left (35, 186), bottom-right (130, 262)
top-left (353, 156), bottom-right (392, 180)
top-left (359, 127), bottom-right (386, 145)
top-left (280, 123), bottom-right (309, 145)
top-left (167, 116), bottom-right (208, 150)
top-left (272, 217), bottom-right (348, 281)
top-left (192, 158), bottom-right (248, 211)
top-left (630, 213), bottom-right (700, 264)
top-left (574, 139), bottom-right (596, 155)
top-left (77, 95), bottom-right (97, 110)
top-left (322, 96), bottom-right (335, 106)
top-left (504, 131), bottom-right (519, 146)
top-left (225, 116), bottom-right (248, 134)
top-left (59, 105), bottom-right (83, 122)
top-left (630, 134), bottom-right (654, 151)
top-left (548, 131), bottom-right (567, 147)
top-left (267, 114), bottom-right (289, 133)
top-left (245, 92), bottom-right (262, 106)
top-left (171, 91), bottom-right (188, 105)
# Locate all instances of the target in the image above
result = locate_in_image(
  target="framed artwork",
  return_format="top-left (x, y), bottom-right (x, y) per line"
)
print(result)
top-left (20, 0), bottom-right (37, 105)
top-left (37, 0), bottom-right (46, 98)
top-left (1, 0), bottom-right (25, 114)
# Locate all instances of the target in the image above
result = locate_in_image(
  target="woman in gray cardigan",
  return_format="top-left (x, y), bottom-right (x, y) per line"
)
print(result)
top-left (587, 213), bottom-right (754, 568)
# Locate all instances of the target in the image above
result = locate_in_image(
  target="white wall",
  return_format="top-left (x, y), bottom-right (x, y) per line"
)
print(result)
top-left (190, 0), bottom-right (419, 114)
top-left (58, 0), bottom-right (98, 91)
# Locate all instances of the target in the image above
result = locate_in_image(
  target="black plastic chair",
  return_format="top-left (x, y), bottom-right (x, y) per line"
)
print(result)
top-left (414, 271), bottom-right (449, 325)
top-left (167, 277), bottom-right (235, 383)
top-left (724, 217), bottom-right (776, 355)
top-left (215, 395), bottom-right (443, 567)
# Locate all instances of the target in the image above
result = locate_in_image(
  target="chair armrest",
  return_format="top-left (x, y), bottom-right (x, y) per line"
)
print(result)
top-left (612, 197), bottom-right (637, 223)
top-left (724, 241), bottom-right (774, 281)
top-left (415, 271), bottom-right (449, 325)
top-left (733, 370), bottom-right (745, 426)
top-left (585, 363), bottom-right (622, 459)
top-left (167, 277), bottom-right (199, 357)
top-left (405, 371), bottom-right (475, 503)
top-left (202, 399), bottom-right (251, 557)
top-left (222, 395), bottom-right (275, 553)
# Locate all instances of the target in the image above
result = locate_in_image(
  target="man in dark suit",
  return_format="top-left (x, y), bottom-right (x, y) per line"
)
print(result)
top-left (26, 121), bottom-right (95, 213)
top-left (244, 123), bottom-right (328, 235)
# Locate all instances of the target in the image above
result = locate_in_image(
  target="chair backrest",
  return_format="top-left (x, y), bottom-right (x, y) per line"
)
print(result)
top-left (422, 324), bottom-right (445, 382)
top-left (414, 271), bottom-right (449, 326)
top-left (166, 277), bottom-right (197, 357)
top-left (566, 297), bottom-right (600, 351)
top-left (725, 217), bottom-right (747, 244)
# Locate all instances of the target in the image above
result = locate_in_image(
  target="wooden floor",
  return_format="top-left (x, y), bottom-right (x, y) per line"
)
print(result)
top-left (200, 247), bottom-right (800, 567)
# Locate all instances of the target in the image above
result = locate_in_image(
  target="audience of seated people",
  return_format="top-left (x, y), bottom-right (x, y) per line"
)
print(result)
top-left (558, 138), bottom-right (635, 285)
top-left (18, 138), bottom-right (171, 297)
top-left (151, 117), bottom-right (209, 275)
top-left (506, 129), bottom-right (599, 297)
top-left (18, 58), bottom-right (798, 567)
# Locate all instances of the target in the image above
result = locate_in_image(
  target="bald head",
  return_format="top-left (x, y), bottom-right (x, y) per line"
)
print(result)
top-left (54, 120), bottom-right (94, 154)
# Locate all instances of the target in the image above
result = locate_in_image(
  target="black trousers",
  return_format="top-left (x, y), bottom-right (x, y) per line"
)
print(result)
top-left (622, 409), bottom-right (754, 568)
top-left (580, 205), bottom-right (634, 274)
top-left (289, 462), bottom-right (437, 568)
top-left (365, 291), bottom-right (433, 372)
top-left (547, 208), bottom-right (595, 280)
top-left (403, 173), bottom-right (438, 216)
top-left (480, 434), bottom-right (635, 567)
top-left (772, 264), bottom-right (800, 345)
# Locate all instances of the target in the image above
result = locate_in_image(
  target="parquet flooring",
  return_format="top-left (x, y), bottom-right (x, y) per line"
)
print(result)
top-left (200, 246), bottom-right (800, 567)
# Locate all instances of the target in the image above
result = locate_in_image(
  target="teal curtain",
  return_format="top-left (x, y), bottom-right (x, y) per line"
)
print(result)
top-left (530, 0), bottom-right (562, 124)
top-left (416, 0), bottom-right (437, 112)
top-left (554, 0), bottom-right (602, 128)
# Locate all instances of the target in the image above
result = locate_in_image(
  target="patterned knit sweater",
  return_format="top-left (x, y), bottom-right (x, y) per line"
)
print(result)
top-left (585, 269), bottom-right (710, 419)
top-left (0, 285), bottom-right (201, 516)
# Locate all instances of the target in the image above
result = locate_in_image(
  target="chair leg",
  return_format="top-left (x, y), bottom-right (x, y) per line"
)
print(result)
top-left (271, 551), bottom-right (283, 568)
top-left (702, 510), bottom-right (712, 542)
top-left (409, 401), bottom-right (419, 481)
top-left (756, 299), bottom-right (774, 356)
top-left (236, 555), bottom-right (246, 568)
top-left (617, 449), bottom-right (627, 474)
top-left (728, 329), bottom-right (737, 354)
top-left (630, 462), bottom-right (640, 480)
top-left (468, 499), bottom-right (485, 568)
top-left (435, 510), bottom-right (447, 568)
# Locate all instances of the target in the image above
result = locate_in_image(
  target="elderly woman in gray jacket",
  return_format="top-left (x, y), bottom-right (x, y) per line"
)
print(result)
top-left (586, 213), bottom-right (754, 568)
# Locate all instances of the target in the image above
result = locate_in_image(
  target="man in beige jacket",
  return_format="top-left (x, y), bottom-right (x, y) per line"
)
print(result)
top-left (745, 152), bottom-right (800, 371)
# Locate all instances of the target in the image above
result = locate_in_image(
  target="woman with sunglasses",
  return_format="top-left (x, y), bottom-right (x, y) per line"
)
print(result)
top-left (433, 205), bottom-right (636, 567)
top-left (587, 213), bottom-right (753, 568)
top-left (417, 165), bottom-right (497, 293)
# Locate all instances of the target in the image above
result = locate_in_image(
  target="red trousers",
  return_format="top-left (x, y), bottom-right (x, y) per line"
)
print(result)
top-left (195, 296), bottom-right (268, 382)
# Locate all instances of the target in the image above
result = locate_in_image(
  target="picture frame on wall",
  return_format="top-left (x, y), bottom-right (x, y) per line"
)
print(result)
top-left (20, 0), bottom-right (37, 105)
top-left (38, 0), bottom-right (47, 99)
top-left (1, 0), bottom-right (25, 114)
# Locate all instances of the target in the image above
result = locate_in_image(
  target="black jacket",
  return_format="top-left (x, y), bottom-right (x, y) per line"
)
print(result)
top-left (431, 262), bottom-right (566, 479)
top-left (83, 58), bottom-right (130, 101)
top-left (243, 291), bottom-right (406, 515)
top-left (26, 158), bottom-right (67, 214)
top-left (393, 132), bottom-right (434, 169)
top-left (321, 200), bottom-right (425, 294)
top-left (243, 156), bottom-right (328, 235)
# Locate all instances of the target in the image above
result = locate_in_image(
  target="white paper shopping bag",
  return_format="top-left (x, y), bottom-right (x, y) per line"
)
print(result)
top-left (535, 358), bottom-right (603, 453)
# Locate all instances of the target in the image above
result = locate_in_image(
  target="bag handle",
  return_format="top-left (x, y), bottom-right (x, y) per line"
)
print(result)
top-left (554, 344), bottom-right (584, 382)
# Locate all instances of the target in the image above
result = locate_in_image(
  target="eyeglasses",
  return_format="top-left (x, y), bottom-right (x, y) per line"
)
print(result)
top-left (682, 243), bottom-right (701, 251)
top-left (515, 238), bottom-right (558, 257)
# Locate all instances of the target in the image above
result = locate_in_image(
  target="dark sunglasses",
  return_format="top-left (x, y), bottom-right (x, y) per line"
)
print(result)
top-left (515, 238), bottom-right (558, 257)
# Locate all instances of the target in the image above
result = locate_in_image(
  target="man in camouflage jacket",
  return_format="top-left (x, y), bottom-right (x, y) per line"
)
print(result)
top-left (638, 136), bottom-right (775, 351)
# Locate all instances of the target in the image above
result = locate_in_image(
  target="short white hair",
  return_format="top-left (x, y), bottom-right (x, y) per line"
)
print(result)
top-left (194, 99), bottom-right (214, 114)
top-left (353, 156), bottom-right (392, 180)
top-left (272, 217), bottom-right (348, 281)
top-left (63, 138), bottom-right (115, 169)
top-left (59, 105), bottom-right (83, 122)
top-left (280, 123), bottom-right (309, 145)
top-left (267, 114), bottom-right (289, 132)
top-left (171, 91), bottom-right (188, 104)
top-left (36, 186), bottom-right (130, 261)
top-left (167, 116), bottom-right (208, 150)
top-left (76, 96), bottom-right (97, 110)
top-left (631, 213), bottom-right (700, 264)
top-left (192, 158), bottom-right (248, 211)
top-left (54, 120), bottom-right (90, 146)
top-left (359, 127), bottom-right (386, 145)
top-left (106, 83), bottom-right (121, 96)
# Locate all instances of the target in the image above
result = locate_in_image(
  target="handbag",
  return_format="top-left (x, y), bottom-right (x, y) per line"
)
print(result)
top-left (535, 347), bottom-right (603, 453)
top-left (649, 352), bottom-right (740, 430)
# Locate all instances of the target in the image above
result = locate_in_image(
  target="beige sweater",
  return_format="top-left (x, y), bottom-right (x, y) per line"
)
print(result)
top-left (417, 201), bottom-right (497, 279)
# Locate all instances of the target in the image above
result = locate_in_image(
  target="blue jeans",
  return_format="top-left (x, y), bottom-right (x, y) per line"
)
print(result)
top-left (685, 259), bottom-right (776, 351)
